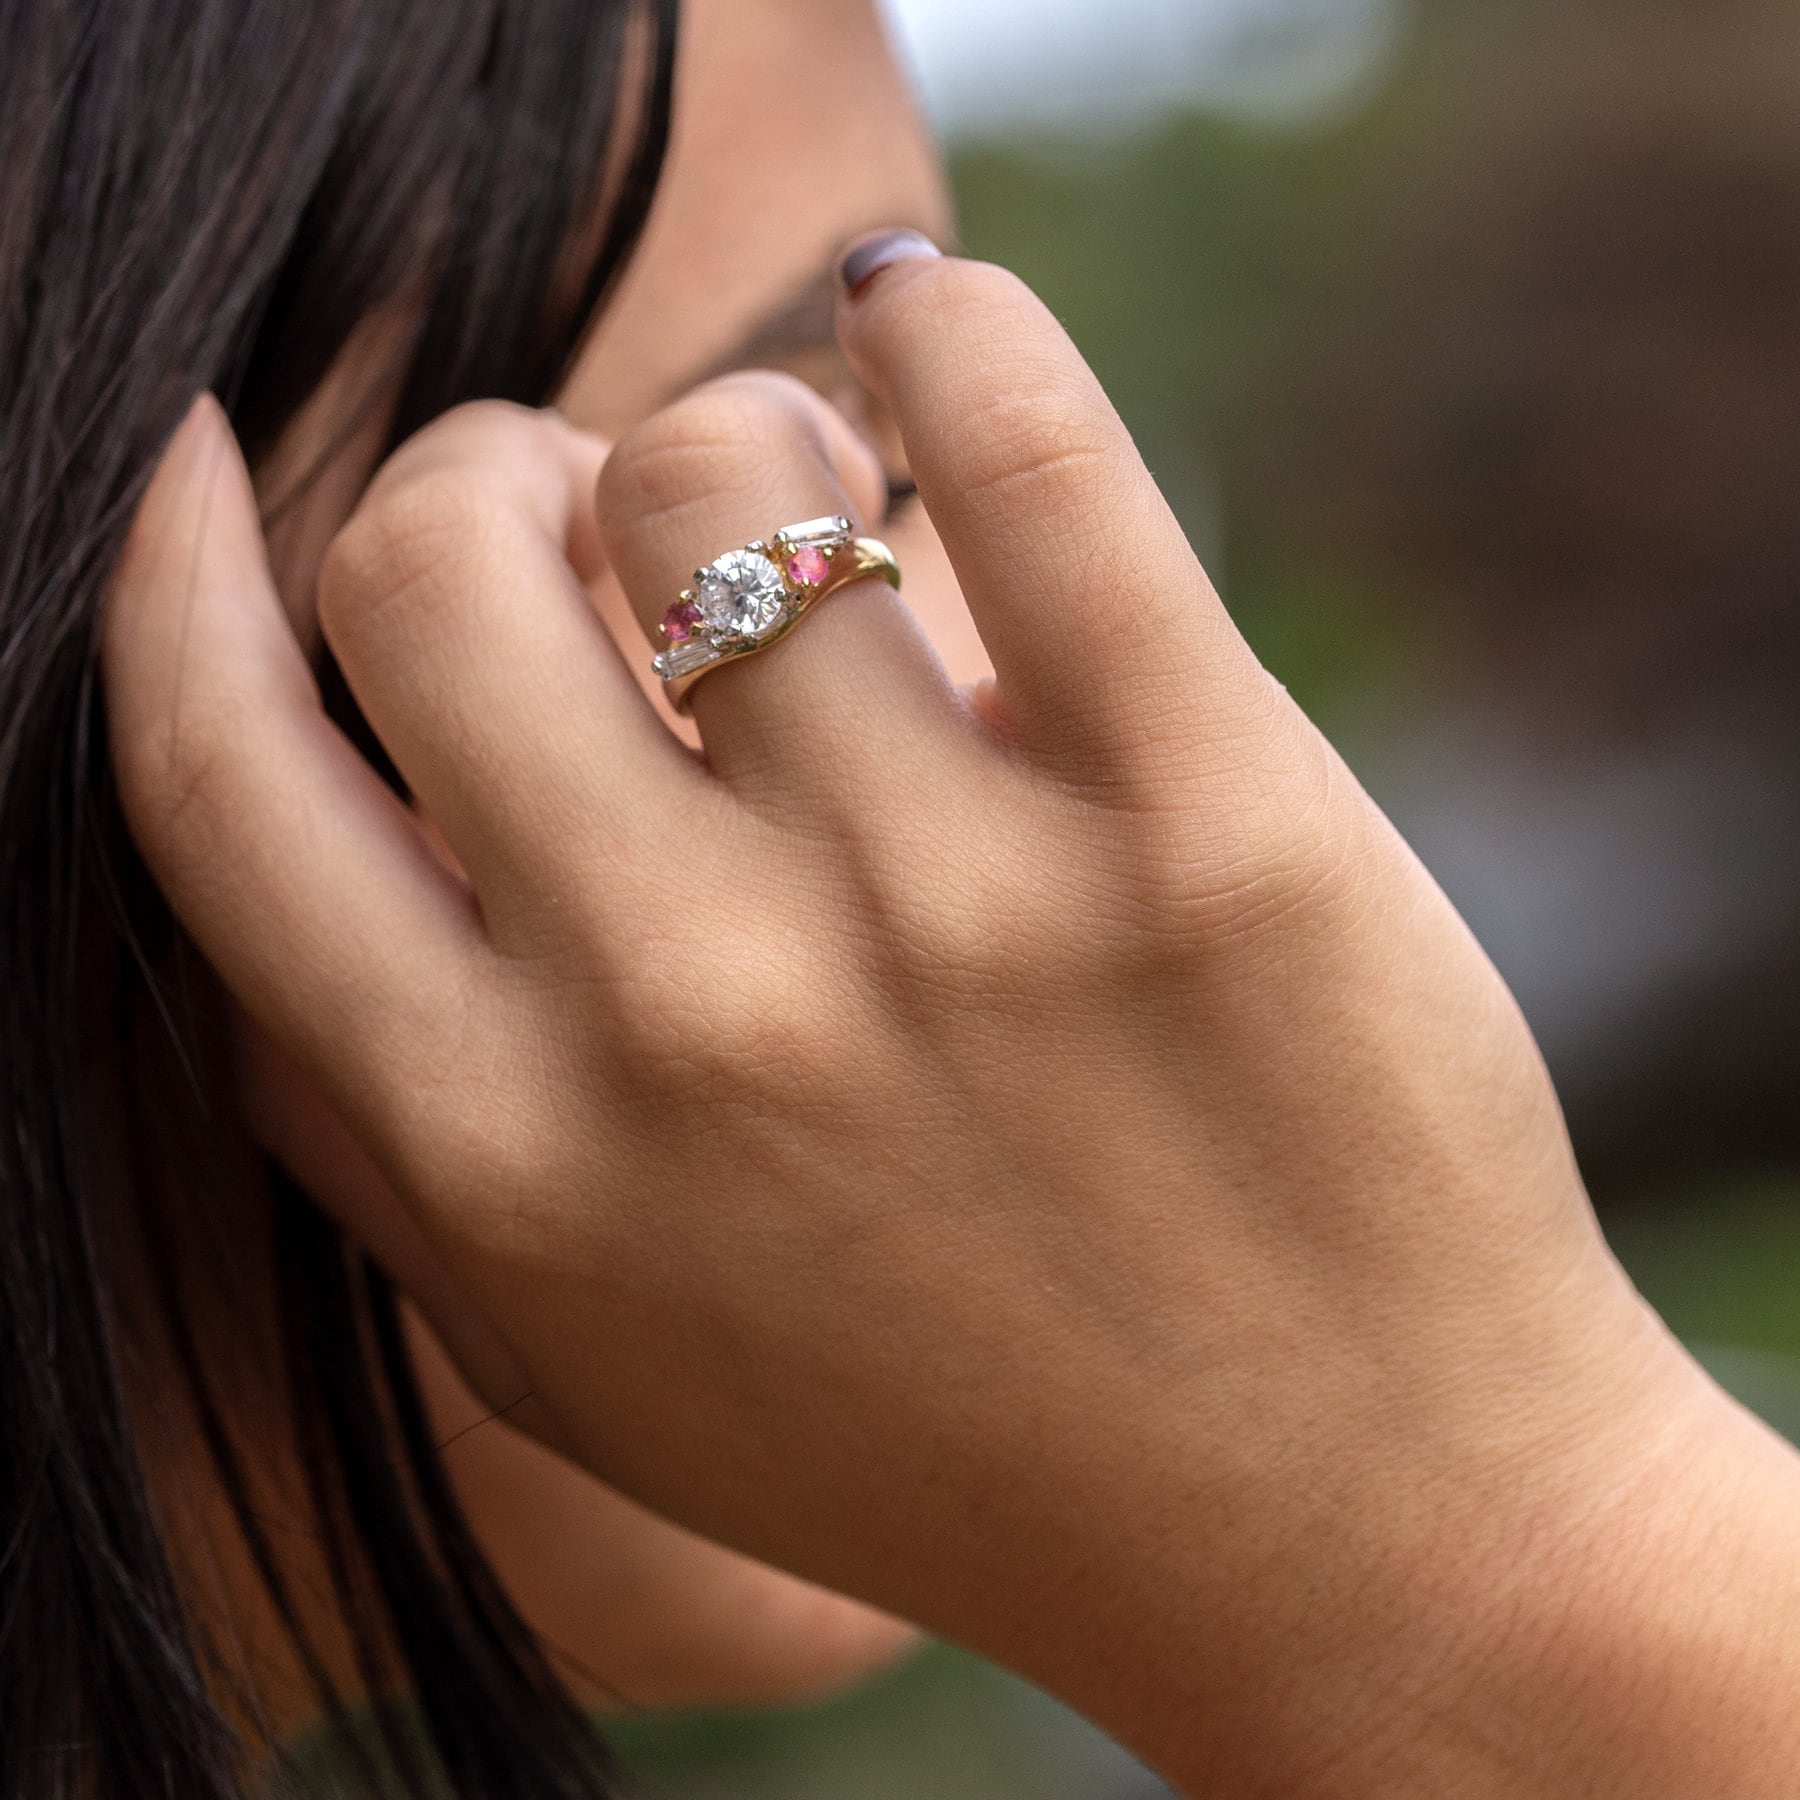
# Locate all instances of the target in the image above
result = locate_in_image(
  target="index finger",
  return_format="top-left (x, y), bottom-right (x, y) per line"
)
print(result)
top-left (103, 396), bottom-right (492, 1115)
top-left (835, 243), bottom-right (1277, 766)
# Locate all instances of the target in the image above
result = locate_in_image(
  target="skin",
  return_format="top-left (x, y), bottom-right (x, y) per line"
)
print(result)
top-left (100, 0), bottom-right (1800, 1792)
top-left (405, 0), bottom-right (962, 1707)
top-left (146, 0), bottom-right (957, 1732)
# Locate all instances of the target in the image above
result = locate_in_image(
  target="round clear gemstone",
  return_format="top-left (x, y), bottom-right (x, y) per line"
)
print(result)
top-left (698, 550), bottom-right (787, 641)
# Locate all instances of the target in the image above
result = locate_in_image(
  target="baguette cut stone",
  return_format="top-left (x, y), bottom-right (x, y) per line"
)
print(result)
top-left (776, 515), bottom-right (851, 547)
top-left (654, 638), bottom-right (719, 679)
top-left (699, 549), bottom-right (787, 640)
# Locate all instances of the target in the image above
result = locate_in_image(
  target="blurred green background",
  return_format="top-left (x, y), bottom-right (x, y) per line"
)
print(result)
top-left (608, 0), bottom-right (1800, 1791)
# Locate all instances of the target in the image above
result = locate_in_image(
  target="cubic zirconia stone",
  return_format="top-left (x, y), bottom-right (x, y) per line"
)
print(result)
top-left (698, 549), bottom-right (787, 640)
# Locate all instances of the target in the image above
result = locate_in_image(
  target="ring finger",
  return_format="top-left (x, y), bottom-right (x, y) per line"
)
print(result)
top-left (594, 370), bottom-right (966, 790)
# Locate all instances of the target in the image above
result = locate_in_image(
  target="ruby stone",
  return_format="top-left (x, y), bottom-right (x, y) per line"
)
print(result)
top-left (662, 598), bottom-right (703, 643)
top-left (786, 545), bottom-right (830, 587)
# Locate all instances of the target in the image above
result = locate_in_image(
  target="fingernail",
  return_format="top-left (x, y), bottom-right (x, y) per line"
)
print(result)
top-left (839, 229), bottom-right (942, 298)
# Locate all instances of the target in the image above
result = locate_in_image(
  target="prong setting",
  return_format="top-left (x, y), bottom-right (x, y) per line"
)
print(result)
top-left (652, 518), bottom-right (875, 691)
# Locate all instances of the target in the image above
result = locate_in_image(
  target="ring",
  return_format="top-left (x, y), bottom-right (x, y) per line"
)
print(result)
top-left (651, 515), bottom-right (901, 710)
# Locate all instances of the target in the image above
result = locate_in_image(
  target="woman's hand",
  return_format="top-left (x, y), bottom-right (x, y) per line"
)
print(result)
top-left (104, 245), bottom-right (1800, 1796)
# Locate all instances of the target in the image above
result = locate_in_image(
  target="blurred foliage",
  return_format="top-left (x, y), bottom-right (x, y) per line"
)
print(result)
top-left (286, 1644), bottom-right (1140, 1798)
top-left (606, 1644), bottom-right (1104, 1800)
top-left (1610, 1175), bottom-right (1800, 1366)
top-left (1611, 1171), bottom-right (1800, 1446)
top-left (953, 0), bottom-right (1800, 762)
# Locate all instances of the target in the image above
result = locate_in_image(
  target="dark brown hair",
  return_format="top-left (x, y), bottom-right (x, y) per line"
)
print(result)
top-left (0, 3), bottom-right (676, 1794)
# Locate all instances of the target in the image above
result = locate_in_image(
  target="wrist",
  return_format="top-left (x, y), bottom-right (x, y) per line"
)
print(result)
top-left (1433, 1366), bottom-right (1800, 1800)
top-left (1196, 1346), bottom-right (1800, 1799)
top-left (964, 1313), bottom-right (1800, 1800)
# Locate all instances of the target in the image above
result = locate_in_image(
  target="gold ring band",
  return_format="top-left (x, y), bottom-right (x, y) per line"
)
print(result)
top-left (651, 517), bottom-right (901, 712)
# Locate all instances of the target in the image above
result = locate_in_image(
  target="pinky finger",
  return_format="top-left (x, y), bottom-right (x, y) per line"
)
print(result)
top-left (102, 396), bottom-right (491, 1123)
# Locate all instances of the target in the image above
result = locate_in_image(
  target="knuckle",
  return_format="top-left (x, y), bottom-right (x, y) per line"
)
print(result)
top-left (387, 399), bottom-right (592, 500)
top-left (429, 396), bottom-right (542, 439)
top-left (318, 469), bottom-right (515, 645)
top-left (142, 706), bottom-right (241, 868)
top-left (372, 400), bottom-right (556, 493)
top-left (944, 377), bottom-right (1122, 514)
top-left (378, 1000), bottom-right (556, 1230)
top-left (597, 373), bottom-right (820, 533)
top-left (854, 810), bottom-right (1078, 998)
top-left (125, 679), bottom-right (279, 882)
top-left (1119, 724), bottom-right (1375, 949)
top-left (602, 936), bottom-right (857, 1119)
top-left (862, 257), bottom-right (1131, 513)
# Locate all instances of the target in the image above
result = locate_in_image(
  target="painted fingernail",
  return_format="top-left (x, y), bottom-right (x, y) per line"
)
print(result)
top-left (840, 229), bottom-right (942, 298)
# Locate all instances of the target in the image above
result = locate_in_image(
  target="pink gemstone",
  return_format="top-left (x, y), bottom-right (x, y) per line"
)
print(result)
top-left (662, 598), bottom-right (702, 643)
top-left (786, 545), bottom-right (830, 586)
